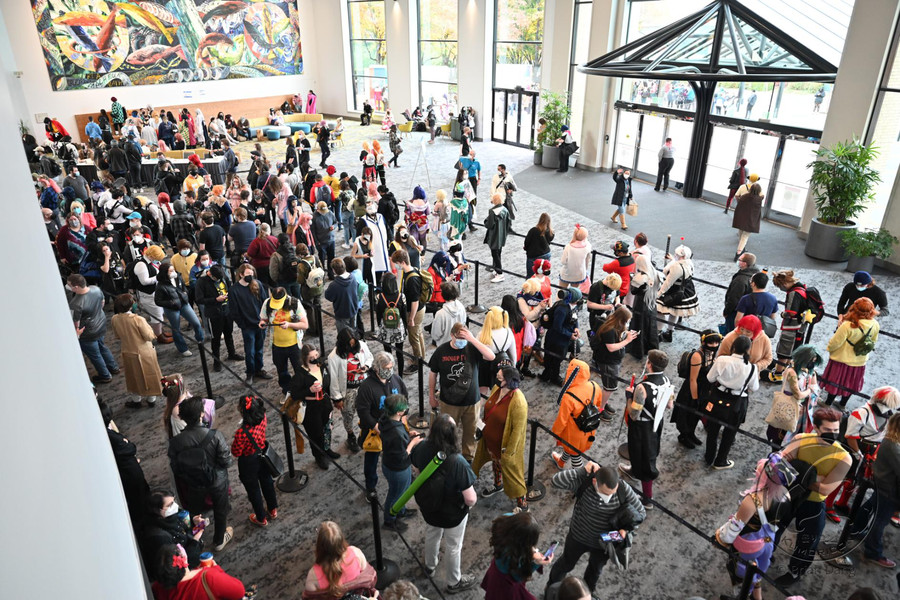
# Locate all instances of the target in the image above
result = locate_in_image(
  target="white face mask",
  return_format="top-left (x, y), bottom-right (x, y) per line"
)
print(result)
top-left (133, 235), bottom-right (144, 244)
top-left (366, 204), bottom-right (377, 215)
top-left (856, 285), bottom-right (868, 292)
top-left (163, 501), bottom-right (179, 517)
top-left (106, 223), bottom-right (114, 231)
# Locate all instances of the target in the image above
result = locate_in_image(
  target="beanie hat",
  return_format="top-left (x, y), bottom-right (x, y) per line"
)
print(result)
top-left (737, 315), bottom-right (762, 339)
top-left (144, 245), bottom-right (165, 261)
top-left (613, 240), bottom-right (630, 255)
top-left (853, 271), bottom-right (872, 286)
top-left (413, 185), bottom-right (426, 200)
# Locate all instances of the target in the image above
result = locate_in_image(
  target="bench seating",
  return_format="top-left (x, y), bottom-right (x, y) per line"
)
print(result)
top-left (248, 113), bottom-right (323, 137)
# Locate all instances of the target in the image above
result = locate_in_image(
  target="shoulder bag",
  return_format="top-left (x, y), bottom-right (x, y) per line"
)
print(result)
top-left (659, 265), bottom-right (695, 307)
top-left (362, 429), bottom-right (382, 452)
top-left (765, 390), bottom-right (800, 432)
top-left (243, 424), bottom-right (284, 477)
top-left (751, 294), bottom-right (777, 338)
top-left (704, 364), bottom-right (756, 421)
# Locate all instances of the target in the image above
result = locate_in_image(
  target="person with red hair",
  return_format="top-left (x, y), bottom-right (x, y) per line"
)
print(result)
top-left (717, 314), bottom-right (772, 374)
top-left (822, 297), bottom-right (879, 410)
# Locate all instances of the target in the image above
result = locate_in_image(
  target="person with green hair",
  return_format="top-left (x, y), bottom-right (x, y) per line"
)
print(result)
top-left (380, 394), bottom-right (423, 532)
top-left (766, 344), bottom-right (823, 445)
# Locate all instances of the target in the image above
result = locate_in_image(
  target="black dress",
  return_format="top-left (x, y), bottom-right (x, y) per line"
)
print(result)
top-left (289, 366), bottom-right (333, 460)
top-left (671, 348), bottom-right (716, 437)
top-left (627, 281), bottom-right (659, 360)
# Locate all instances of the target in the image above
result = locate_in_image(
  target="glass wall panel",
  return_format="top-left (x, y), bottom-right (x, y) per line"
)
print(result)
top-left (494, 0), bottom-right (544, 91)
top-left (703, 127), bottom-right (742, 195)
top-left (347, 1), bottom-right (387, 111)
top-left (770, 139), bottom-right (818, 217)
top-left (419, 0), bottom-right (458, 114)
top-left (637, 115), bottom-right (666, 175)
top-left (614, 110), bottom-right (640, 170)
top-left (667, 119), bottom-right (693, 183)
top-left (742, 131), bottom-right (779, 183)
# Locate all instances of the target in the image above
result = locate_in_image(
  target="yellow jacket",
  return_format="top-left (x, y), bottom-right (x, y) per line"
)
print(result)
top-left (826, 319), bottom-right (879, 367)
top-left (172, 252), bottom-right (197, 286)
top-left (473, 387), bottom-right (528, 499)
top-left (324, 175), bottom-right (341, 196)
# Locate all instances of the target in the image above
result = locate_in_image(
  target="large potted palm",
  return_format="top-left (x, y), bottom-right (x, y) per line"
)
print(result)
top-left (805, 137), bottom-right (881, 261)
top-left (537, 90), bottom-right (571, 170)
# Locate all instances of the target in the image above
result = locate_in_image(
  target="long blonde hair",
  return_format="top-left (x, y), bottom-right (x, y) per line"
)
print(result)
top-left (479, 306), bottom-right (509, 345)
top-left (314, 521), bottom-right (349, 597)
top-left (884, 413), bottom-right (900, 444)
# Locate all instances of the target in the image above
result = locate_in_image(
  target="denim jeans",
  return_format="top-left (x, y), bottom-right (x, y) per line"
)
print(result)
top-left (774, 499), bottom-right (826, 578)
top-left (341, 211), bottom-right (356, 244)
top-left (850, 491), bottom-right (898, 560)
top-left (382, 464), bottom-right (412, 524)
top-left (79, 337), bottom-right (119, 378)
top-left (163, 304), bottom-right (204, 353)
top-left (318, 240), bottom-right (335, 277)
top-left (364, 450), bottom-right (380, 491)
top-left (241, 327), bottom-right (266, 376)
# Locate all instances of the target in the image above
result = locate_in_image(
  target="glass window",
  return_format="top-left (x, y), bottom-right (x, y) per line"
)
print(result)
top-left (667, 118), bottom-right (694, 183)
top-left (568, 1), bottom-right (592, 131)
top-left (703, 126), bottom-right (742, 196)
top-left (770, 138), bottom-right (818, 217)
top-left (348, 1), bottom-right (387, 112)
top-left (418, 0), bottom-right (458, 117)
top-left (637, 115), bottom-right (666, 175)
top-left (614, 110), bottom-right (640, 170)
top-left (494, 0), bottom-right (545, 91)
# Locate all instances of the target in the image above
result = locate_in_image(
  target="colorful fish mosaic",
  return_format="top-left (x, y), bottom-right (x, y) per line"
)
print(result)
top-left (31, 0), bottom-right (303, 90)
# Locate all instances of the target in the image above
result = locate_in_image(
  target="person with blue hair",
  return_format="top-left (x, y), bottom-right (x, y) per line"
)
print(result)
top-left (541, 288), bottom-right (583, 385)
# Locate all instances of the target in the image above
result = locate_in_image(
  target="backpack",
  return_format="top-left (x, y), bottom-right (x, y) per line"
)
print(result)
top-left (850, 326), bottom-right (877, 356)
top-left (443, 360), bottom-right (473, 405)
top-left (790, 285), bottom-right (825, 324)
top-left (414, 453), bottom-right (469, 528)
top-left (297, 259), bottom-right (325, 297)
top-left (172, 429), bottom-right (217, 487)
top-left (46, 158), bottom-right (62, 177)
top-left (568, 382), bottom-right (602, 433)
top-left (541, 301), bottom-right (564, 329)
top-left (382, 294), bottom-right (401, 329)
top-left (405, 269), bottom-right (434, 305)
top-left (207, 201), bottom-right (224, 224)
top-left (279, 251), bottom-right (299, 283)
top-left (490, 331), bottom-right (514, 375)
top-left (315, 184), bottom-right (332, 208)
top-left (677, 349), bottom-right (699, 379)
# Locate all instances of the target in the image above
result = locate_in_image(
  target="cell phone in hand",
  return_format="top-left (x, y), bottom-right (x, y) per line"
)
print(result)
top-left (600, 531), bottom-right (622, 543)
top-left (543, 541), bottom-right (559, 559)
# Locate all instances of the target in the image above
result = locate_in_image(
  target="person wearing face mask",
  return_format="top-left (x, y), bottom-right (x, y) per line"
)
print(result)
top-left (110, 293), bottom-right (164, 407)
top-left (140, 489), bottom-right (207, 576)
top-left (229, 264), bottom-right (272, 384)
top-left (610, 168), bottom-right (633, 230)
top-left (358, 200), bottom-right (391, 286)
top-left (55, 211), bottom-right (91, 268)
top-left (473, 366), bottom-right (528, 512)
top-left (328, 328), bottom-right (374, 454)
top-left (672, 330), bottom-right (721, 449)
top-left (542, 289), bottom-right (585, 387)
top-left (772, 407), bottom-right (851, 587)
top-left (171, 239), bottom-right (198, 294)
top-left (124, 226), bottom-right (152, 264)
top-left (129, 244), bottom-right (169, 341)
top-left (154, 260), bottom-right (205, 358)
top-left (231, 395), bottom-right (280, 527)
top-left (547, 464), bottom-right (645, 595)
top-left (837, 270), bottom-right (889, 317)
top-left (619, 350), bottom-right (674, 509)
top-left (428, 323), bottom-right (496, 462)
top-left (705, 335), bottom-right (759, 470)
top-left (259, 287), bottom-right (309, 395)
top-left (766, 344), bottom-right (822, 446)
top-left (825, 385), bottom-right (899, 523)
top-left (195, 265), bottom-right (243, 372)
top-left (390, 224), bottom-right (423, 270)
top-left (70, 200), bottom-right (96, 230)
top-left (63, 165), bottom-right (90, 203)
top-left (718, 315), bottom-right (772, 375)
top-left (356, 351), bottom-right (409, 492)
top-left (821, 297), bottom-right (879, 410)
top-left (189, 250), bottom-right (215, 291)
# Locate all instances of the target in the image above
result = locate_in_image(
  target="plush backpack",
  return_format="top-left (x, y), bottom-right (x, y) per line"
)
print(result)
top-left (850, 326), bottom-right (877, 356)
top-left (490, 331), bottom-right (514, 377)
top-left (405, 269), bottom-right (434, 305)
top-left (172, 429), bottom-right (217, 487)
top-left (382, 294), bottom-right (401, 330)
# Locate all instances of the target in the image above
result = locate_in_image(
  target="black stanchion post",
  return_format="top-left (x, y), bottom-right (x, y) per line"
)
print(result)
top-left (525, 420), bottom-right (546, 502)
top-left (590, 250), bottom-right (597, 282)
top-left (316, 304), bottom-right (326, 353)
top-left (413, 357), bottom-right (429, 429)
top-left (366, 284), bottom-right (377, 340)
top-left (366, 489), bottom-right (399, 590)
top-left (277, 410), bottom-right (309, 493)
top-left (736, 563), bottom-right (757, 600)
top-left (196, 342), bottom-right (226, 409)
top-left (466, 261), bottom-right (487, 314)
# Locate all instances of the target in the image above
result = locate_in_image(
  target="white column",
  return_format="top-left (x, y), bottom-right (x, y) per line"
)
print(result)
top-left (798, 0), bottom-right (900, 235)
top-left (385, 0), bottom-right (419, 114)
top-left (457, 0), bottom-right (493, 140)
top-left (0, 22), bottom-right (146, 600)
top-left (576, 0), bottom-right (626, 171)
top-left (541, 0), bottom-right (575, 94)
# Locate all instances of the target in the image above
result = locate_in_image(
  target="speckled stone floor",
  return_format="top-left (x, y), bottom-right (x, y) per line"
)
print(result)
top-left (97, 120), bottom-right (900, 600)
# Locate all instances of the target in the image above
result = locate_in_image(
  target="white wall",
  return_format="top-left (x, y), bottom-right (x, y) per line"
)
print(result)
top-left (0, 24), bottom-right (147, 597)
top-left (457, 0), bottom-right (493, 140)
top-left (1, 0), bottom-right (330, 138)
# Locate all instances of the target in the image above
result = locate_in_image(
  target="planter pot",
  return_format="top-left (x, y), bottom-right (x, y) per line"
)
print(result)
top-left (846, 254), bottom-right (875, 273)
top-left (542, 145), bottom-right (560, 169)
top-left (534, 150), bottom-right (542, 165)
top-left (804, 218), bottom-right (855, 262)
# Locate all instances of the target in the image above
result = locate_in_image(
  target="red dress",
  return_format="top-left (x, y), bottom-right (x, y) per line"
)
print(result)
top-left (152, 566), bottom-right (245, 600)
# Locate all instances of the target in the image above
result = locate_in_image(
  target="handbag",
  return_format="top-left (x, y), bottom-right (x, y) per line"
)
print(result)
top-left (704, 365), bottom-right (756, 421)
top-left (751, 294), bottom-right (777, 338)
top-left (362, 429), bottom-right (382, 452)
top-left (626, 202), bottom-right (638, 217)
top-left (243, 424), bottom-right (285, 477)
top-left (659, 265), bottom-right (695, 307)
top-left (764, 391), bottom-right (800, 431)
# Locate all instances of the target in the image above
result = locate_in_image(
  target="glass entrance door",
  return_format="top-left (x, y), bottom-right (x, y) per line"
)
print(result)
top-left (490, 88), bottom-right (539, 148)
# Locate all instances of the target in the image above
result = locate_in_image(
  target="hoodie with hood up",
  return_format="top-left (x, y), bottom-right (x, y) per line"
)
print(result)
top-left (551, 359), bottom-right (603, 454)
top-left (324, 274), bottom-right (359, 319)
top-left (431, 299), bottom-right (467, 347)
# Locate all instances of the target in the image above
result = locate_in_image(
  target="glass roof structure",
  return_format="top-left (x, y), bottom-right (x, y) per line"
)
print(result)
top-left (580, 0), bottom-right (839, 82)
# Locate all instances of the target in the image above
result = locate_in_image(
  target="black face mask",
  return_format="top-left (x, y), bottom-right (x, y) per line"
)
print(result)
top-left (819, 431), bottom-right (838, 443)
top-left (242, 275), bottom-right (253, 283)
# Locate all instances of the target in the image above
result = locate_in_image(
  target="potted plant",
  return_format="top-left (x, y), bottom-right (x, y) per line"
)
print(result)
top-left (537, 90), bottom-right (572, 170)
top-left (838, 228), bottom-right (898, 273)
top-left (531, 140), bottom-right (542, 165)
top-left (805, 137), bottom-right (881, 261)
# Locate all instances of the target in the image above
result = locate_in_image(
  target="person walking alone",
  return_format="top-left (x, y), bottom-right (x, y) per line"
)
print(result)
top-left (654, 138), bottom-right (675, 191)
top-left (610, 168), bottom-right (633, 230)
top-left (725, 158), bottom-right (748, 213)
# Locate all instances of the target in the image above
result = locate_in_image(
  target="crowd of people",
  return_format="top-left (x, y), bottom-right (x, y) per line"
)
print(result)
top-left (38, 96), bottom-right (898, 600)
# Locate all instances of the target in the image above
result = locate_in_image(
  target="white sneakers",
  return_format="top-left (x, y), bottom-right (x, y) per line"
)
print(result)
top-left (491, 274), bottom-right (505, 283)
top-left (181, 350), bottom-right (193, 357)
top-left (341, 243), bottom-right (350, 249)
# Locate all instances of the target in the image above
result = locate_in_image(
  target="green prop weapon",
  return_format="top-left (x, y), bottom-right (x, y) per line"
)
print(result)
top-left (390, 451), bottom-right (446, 516)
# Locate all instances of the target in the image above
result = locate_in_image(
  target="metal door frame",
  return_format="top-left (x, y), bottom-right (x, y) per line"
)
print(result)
top-left (490, 87), bottom-right (539, 148)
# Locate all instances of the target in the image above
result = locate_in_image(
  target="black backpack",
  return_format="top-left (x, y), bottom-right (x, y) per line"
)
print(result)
top-left (490, 331), bottom-right (514, 376)
top-left (46, 158), bottom-right (62, 178)
top-left (415, 453), bottom-right (469, 528)
top-left (677, 349), bottom-right (699, 379)
top-left (568, 382), bottom-right (602, 433)
top-left (442, 360), bottom-right (473, 405)
top-left (172, 429), bottom-right (217, 487)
